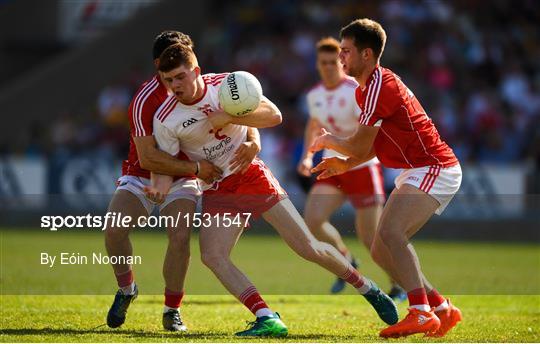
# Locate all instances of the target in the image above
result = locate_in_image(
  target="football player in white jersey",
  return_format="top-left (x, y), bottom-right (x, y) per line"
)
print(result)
top-left (297, 37), bottom-right (406, 300)
top-left (146, 43), bottom-right (398, 337)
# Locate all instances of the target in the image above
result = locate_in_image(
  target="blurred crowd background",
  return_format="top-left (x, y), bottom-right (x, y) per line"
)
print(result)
top-left (0, 0), bottom-right (539, 199)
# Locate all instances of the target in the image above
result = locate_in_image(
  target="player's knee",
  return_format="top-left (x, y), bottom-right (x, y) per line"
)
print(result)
top-left (200, 252), bottom-right (229, 271)
top-left (167, 228), bottom-right (190, 249)
top-left (297, 240), bottom-right (326, 263)
top-left (105, 226), bottom-right (129, 242)
top-left (304, 213), bottom-right (325, 234)
top-left (378, 226), bottom-right (406, 248)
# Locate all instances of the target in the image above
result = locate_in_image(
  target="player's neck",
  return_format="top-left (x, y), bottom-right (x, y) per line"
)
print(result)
top-left (356, 62), bottom-right (378, 89)
top-left (322, 72), bottom-right (346, 90)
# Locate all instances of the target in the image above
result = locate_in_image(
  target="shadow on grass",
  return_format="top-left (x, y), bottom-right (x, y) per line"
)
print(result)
top-left (0, 328), bottom-right (352, 341)
top-left (134, 298), bottom-right (240, 306)
top-left (136, 297), bottom-right (308, 306)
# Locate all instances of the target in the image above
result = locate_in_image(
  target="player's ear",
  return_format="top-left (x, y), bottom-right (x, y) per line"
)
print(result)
top-left (193, 66), bottom-right (201, 77)
top-left (363, 48), bottom-right (372, 60)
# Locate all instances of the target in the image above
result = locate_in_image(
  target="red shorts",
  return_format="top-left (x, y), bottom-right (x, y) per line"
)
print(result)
top-left (203, 159), bottom-right (287, 219)
top-left (314, 163), bottom-right (385, 208)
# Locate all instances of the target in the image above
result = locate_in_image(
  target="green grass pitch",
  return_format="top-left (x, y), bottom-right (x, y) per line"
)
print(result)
top-left (1, 229), bottom-right (539, 342)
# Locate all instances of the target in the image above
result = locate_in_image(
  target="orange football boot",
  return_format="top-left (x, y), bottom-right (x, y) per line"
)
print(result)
top-left (379, 308), bottom-right (440, 338)
top-left (427, 299), bottom-right (462, 337)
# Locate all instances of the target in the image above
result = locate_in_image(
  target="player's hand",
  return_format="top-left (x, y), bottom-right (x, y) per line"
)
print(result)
top-left (230, 141), bottom-right (260, 174)
top-left (143, 186), bottom-right (167, 204)
top-left (311, 156), bottom-right (351, 180)
top-left (208, 110), bottom-right (233, 130)
top-left (309, 128), bottom-right (333, 153)
top-left (297, 157), bottom-right (313, 177)
top-left (197, 160), bottom-right (223, 184)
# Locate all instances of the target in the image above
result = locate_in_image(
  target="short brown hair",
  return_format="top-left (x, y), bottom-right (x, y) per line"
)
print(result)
top-left (316, 37), bottom-right (340, 54)
top-left (158, 43), bottom-right (197, 72)
top-left (152, 31), bottom-right (193, 60)
top-left (340, 18), bottom-right (387, 60)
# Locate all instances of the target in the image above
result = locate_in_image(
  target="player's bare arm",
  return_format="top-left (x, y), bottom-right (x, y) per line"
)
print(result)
top-left (310, 150), bottom-right (375, 180)
top-left (310, 124), bottom-right (378, 161)
top-left (134, 136), bottom-right (222, 184)
top-left (208, 99), bottom-right (282, 129)
top-left (229, 127), bottom-right (261, 174)
top-left (297, 117), bottom-right (323, 177)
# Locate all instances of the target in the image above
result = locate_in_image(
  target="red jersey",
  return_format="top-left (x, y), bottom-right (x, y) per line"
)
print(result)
top-left (356, 66), bottom-right (458, 169)
top-left (122, 75), bottom-right (168, 178)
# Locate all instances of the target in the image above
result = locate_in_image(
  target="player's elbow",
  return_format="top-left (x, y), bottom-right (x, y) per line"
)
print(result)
top-left (138, 151), bottom-right (159, 171)
top-left (138, 157), bottom-right (152, 171)
top-left (269, 112), bottom-right (282, 127)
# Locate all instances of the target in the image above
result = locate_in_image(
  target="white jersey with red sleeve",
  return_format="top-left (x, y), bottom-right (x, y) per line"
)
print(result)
top-left (356, 66), bottom-right (459, 169)
top-left (306, 76), bottom-right (379, 168)
top-left (153, 73), bottom-right (249, 188)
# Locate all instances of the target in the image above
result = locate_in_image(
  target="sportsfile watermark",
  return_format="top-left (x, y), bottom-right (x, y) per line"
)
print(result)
top-left (40, 212), bottom-right (252, 231)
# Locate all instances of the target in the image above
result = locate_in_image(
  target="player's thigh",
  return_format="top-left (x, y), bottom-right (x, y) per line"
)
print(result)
top-left (304, 183), bottom-right (346, 224)
top-left (161, 198), bottom-right (196, 241)
top-left (199, 218), bottom-right (245, 258)
top-left (106, 189), bottom-right (147, 230)
top-left (378, 184), bottom-right (440, 239)
top-left (355, 203), bottom-right (383, 246)
top-left (263, 198), bottom-right (318, 251)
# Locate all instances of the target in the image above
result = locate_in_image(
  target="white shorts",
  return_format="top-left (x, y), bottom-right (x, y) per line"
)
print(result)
top-left (395, 164), bottom-right (462, 215)
top-left (116, 175), bottom-right (201, 215)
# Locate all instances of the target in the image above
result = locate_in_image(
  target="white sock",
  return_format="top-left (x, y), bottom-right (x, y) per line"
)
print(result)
top-left (121, 282), bottom-right (135, 295)
top-left (255, 308), bottom-right (274, 318)
top-left (357, 278), bottom-right (374, 295)
top-left (163, 305), bottom-right (179, 314)
top-left (434, 300), bottom-right (449, 312)
top-left (410, 304), bottom-right (431, 312)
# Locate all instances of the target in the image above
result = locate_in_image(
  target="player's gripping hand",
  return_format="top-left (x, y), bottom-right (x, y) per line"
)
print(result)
top-left (230, 141), bottom-right (260, 174)
top-left (311, 156), bottom-right (351, 180)
top-left (143, 186), bottom-right (167, 205)
top-left (309, 128), bottom-right (334, 153)
top-left (297, 157), bottom-right (313, 177)
top-left (208, 110), bottom-right (233, 130)
top-left (197, 160), bottom-right (223, 184)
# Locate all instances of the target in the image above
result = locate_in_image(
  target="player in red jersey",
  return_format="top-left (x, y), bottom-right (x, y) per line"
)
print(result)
top-left (298, 37), bottom-right (406, 300)
top-left (311, 19), bottom-right (462, 338)
top-left (145, 43), bottom-right (398, 337)
top-left (105, 31), bottom-right (255, 332)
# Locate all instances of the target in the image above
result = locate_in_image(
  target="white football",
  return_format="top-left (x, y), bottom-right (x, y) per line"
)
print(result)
top-left (218, 71), bottom-right (262, 116)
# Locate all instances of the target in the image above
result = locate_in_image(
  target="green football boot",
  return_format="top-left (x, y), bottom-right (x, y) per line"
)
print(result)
top-left (363, 282), bottom-right (399, 325)
top-left (235, 312), bottom-right (288, 337)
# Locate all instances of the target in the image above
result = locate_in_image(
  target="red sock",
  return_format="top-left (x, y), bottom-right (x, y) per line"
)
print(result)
top-left (238, 286), bottom-right (269, 315)
top-left (340, 266), bottom-right (365, 288)
top-left (164, 288), bottom-right (185, 309)
top-left (115, 270), bottom-right (133, 288)
top-left (427, 289), bottom-right (446, 308)
top-left (408, 287), bottom-right (429, 307)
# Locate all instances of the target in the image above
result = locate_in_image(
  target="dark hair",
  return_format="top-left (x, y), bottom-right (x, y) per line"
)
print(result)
top-left (158, 43), bottom-right (197, 72)
top-left (339, 18), bottom-right (386, 60)
top-left (152, 31), bottom-right (193, 60)
top-left (316, 37), bottom-right (340, 53)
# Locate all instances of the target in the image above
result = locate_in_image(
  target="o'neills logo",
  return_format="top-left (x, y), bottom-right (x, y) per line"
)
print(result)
top-left (227, 74), bottom-right (240, 100)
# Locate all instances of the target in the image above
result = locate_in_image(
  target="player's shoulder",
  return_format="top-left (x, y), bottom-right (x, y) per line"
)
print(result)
top-left (341, 76), bottom-right (359, 89)
top-left (364, 66), bottom-right (401, 95)
top-left (130, 75), bottom-right (166, 108)
top-left (306, 81), bottom-right (324, 98)
top-left (379, 66), bottom-right (403, 86)
top-left (154, 94), bottom-right (179, 125)
top-left (133, 75), bottom-right (163, 98)
top-left (202, 72), bottom-right (229, 87)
